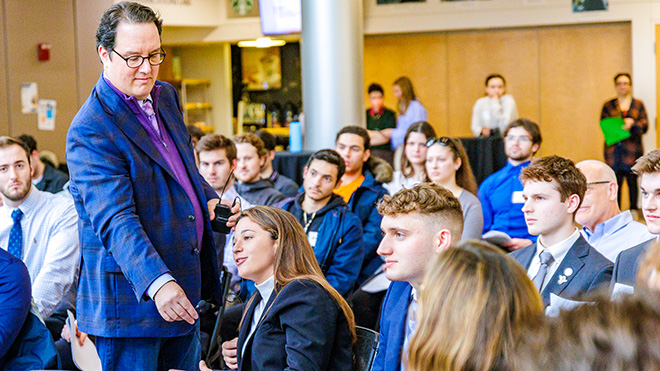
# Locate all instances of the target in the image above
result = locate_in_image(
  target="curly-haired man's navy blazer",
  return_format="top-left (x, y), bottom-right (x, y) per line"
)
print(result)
top-left (510, 235), bottom-right (613, 306)
top-left (66, 76), bottom-right (220, 339)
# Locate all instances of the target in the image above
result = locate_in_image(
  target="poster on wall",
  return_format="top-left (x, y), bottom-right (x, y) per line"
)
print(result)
top-left (573, 0), bottom-right (607, 12)
top-left (21, 83), bottom-right (38, 114)
top-left (37, 99), bottom-right (56, 131)
top-left (242, 47), bottom-right (282, 91)
top-left (377, 0), bottom-right (425, 4)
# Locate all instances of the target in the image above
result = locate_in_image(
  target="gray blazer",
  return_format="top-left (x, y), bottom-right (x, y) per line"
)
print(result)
top-left (510, 235), bottom-right (613, 306)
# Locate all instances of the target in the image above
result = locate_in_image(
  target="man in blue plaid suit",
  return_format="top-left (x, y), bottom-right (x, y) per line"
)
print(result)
top-left (66, 2), bottom-right (228, 370)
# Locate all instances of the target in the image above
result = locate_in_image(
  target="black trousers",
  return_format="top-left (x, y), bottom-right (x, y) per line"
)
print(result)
top-left (616, 168), bottom-right (638, 210)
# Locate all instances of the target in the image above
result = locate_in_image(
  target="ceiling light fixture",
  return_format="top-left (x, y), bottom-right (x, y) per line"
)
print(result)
top-left (238, 37), bottom-right (286, 48)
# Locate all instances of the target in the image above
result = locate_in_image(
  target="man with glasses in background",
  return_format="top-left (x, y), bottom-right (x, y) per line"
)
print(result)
top-left (575, 160), bottom-right (653, 262)
top-left (66, 2), bottom-right (232, 369)
top-left (479, 118), bottom-right (542, 251)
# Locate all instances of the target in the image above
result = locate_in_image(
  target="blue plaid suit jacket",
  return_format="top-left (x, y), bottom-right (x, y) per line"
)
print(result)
top-left (66, 76), bottom-right (220, 338)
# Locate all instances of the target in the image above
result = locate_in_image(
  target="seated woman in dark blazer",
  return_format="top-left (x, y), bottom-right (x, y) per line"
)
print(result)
top-left (203, 206), bottom-right (356, 371)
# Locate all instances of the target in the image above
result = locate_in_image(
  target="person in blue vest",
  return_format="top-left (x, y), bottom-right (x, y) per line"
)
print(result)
top-left (334, 126), bottom-right (391, 283)
top-left (280, 149), bottom-right (363, 296)
top-left (372, 183), bottom-right (464, 371)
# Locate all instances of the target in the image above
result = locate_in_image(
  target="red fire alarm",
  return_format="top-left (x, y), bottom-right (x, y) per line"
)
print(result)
top-left (38, 43), bottom-right (51, 61)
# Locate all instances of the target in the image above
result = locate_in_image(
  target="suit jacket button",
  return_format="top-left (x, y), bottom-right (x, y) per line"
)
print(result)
top-left (193, 248), bottom-right (200, 255)
top-left (188, 214), bottom-right (195, 221)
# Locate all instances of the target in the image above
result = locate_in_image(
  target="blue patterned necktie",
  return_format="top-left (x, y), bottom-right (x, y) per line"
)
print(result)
top-left (8, 209), bottom-right (24, 259)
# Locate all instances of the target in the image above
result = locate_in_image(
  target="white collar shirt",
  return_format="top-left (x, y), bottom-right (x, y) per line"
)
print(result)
top-left (527, 229), bottom-right (580, 291)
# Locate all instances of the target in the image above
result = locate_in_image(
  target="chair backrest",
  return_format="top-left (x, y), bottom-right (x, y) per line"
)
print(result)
top-left (353, 326), bottom-right (379, 371)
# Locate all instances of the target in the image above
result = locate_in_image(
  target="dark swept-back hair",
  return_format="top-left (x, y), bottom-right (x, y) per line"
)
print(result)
top-left (305, 149), bottom-right (346, 184)
top-left (368, 83), bottom-right (384, 95)
top-left (336, 125), bottom-right (370, 151)
top-left (17, 134), bottom-right (37, 154)
top-left (614, 72), bottom-right (632, 84)
top-left (0, 136), bottom-right (31, 164)
top-left (237, 206), bottom-right (356, 342)
top-left (401, 121), bottom-right (436, 178)
top-left (485, 73), bottom-right (506, 86)
top-left (196, 134), bottom-right (237, 163)
top-left (96, 1), bottom-right (163, 50)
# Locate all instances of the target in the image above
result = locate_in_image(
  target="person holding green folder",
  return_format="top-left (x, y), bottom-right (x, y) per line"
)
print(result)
top-left (600, 72), bottom-right (648, 212)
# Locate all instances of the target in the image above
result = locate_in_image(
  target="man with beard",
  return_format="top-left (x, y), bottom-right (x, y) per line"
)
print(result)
top-left (0, 136), bottom-right (79, 320)
top-left (280, 149), bottom-right (363, 296)
top-left (479, 119), bottom-right (542, 251)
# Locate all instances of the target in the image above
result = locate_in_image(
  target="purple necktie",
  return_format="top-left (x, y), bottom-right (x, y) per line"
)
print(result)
top-left (142, 100), bottom-right (159, 134)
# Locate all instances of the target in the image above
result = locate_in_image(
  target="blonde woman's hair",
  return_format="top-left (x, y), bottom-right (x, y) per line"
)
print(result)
top-left (393, 76), bottom-right (418, 115)
top-left (407, 240), bottom-right (543, 371)
top-left (236, 206), bottom-right (356, 341)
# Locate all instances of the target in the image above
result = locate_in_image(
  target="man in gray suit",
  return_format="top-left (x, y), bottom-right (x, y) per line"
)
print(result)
top-left (509, 155), bottom-right (612, 307)
top-left (611, 149), bottom-right (660, 288)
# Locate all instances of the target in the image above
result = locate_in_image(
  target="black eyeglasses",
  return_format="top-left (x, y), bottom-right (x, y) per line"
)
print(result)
top-left (426, 137), bottom-right (454, 148)
top-left (111, 49), bottom-right (166, 68)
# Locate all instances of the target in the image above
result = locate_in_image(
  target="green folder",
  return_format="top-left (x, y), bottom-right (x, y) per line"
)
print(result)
top-left (600, 117), bottom-right (630, 146)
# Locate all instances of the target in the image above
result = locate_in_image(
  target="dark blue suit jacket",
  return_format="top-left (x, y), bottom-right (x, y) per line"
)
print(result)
top-left (0, 249), bottom-right (31, 368)
top-left (66, 76), bottom-right (220, 338)
top-left (510, 235), bottom-right (613, 306)
top-left (372, 281), bottom-right (412, 371)
top-left (610, 238), bottom-right (655, 289)
top-left (237, 279), bottom-right (353, 371)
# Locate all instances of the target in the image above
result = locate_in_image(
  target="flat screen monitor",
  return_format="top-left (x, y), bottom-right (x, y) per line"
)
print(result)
top-left (259, 0), bottom-right (302, 36)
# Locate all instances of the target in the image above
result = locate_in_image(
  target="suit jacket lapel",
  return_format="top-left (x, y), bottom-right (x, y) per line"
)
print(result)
top-left (237, 292), bottom-right (263, 370)
top-left (518, 243), bottom-right (537, 269)
top-left (94, 77), bottom-right (178, 182)
top-left (541, 236), bottom-right (588, 304)
top-left (391, 283), bottom-right (413, 366)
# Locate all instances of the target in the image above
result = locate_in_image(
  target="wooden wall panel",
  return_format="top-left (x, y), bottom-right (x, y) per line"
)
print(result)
top-left (0, 2), bottom-right (8, 136)
top-left (364, 34), bottom-right (448, 136)
top-left (446, 28), bottom-right (540, 138)
top-left (538, 23), bottom-right (631, 160)
top-left (364, 22), bottom-right (631, 162)
top-left (5, 0), bottom-right (78, 160)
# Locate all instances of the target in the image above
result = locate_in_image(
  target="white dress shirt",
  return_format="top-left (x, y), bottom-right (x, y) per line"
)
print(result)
top-left (0, 188), bottom-right (80, 317)
top-left (242, 275), bottom-right (275, 357)
top-left (471, 94), bottom-right (518, 136)
top-left (527, 229), bottom-right (580, 291)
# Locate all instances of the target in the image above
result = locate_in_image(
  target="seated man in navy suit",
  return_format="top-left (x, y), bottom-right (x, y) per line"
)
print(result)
top-left (372, 183), bottom-right (464, 371)
top-left (510, 156), bottom-right (612, 307)
top-left (0, 248), bottom-right (31, 369)
top-left (611, 148), bottom-right (660, 289)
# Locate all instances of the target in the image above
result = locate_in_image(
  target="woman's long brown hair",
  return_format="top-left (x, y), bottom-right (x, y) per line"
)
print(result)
top-left (236, 206), bottom-right (356, 341)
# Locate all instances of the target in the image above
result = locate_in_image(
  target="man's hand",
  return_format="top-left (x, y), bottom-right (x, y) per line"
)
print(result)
top-left (623, 117), bottom-right (635, 130)
top-left (501, 238), bottom-right (533, 251)
top-left (222, 337), bottom-right (239, 370)
top-left (208, 199), bottom-right (241, 230)
top-left (154, 281), bottom-right (198, 325)
top-left (61, 320), bottom-right (88, 346)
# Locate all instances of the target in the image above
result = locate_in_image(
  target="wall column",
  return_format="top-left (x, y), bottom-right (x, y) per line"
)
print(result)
top-left (301, 0), bottom-right (364, 150)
